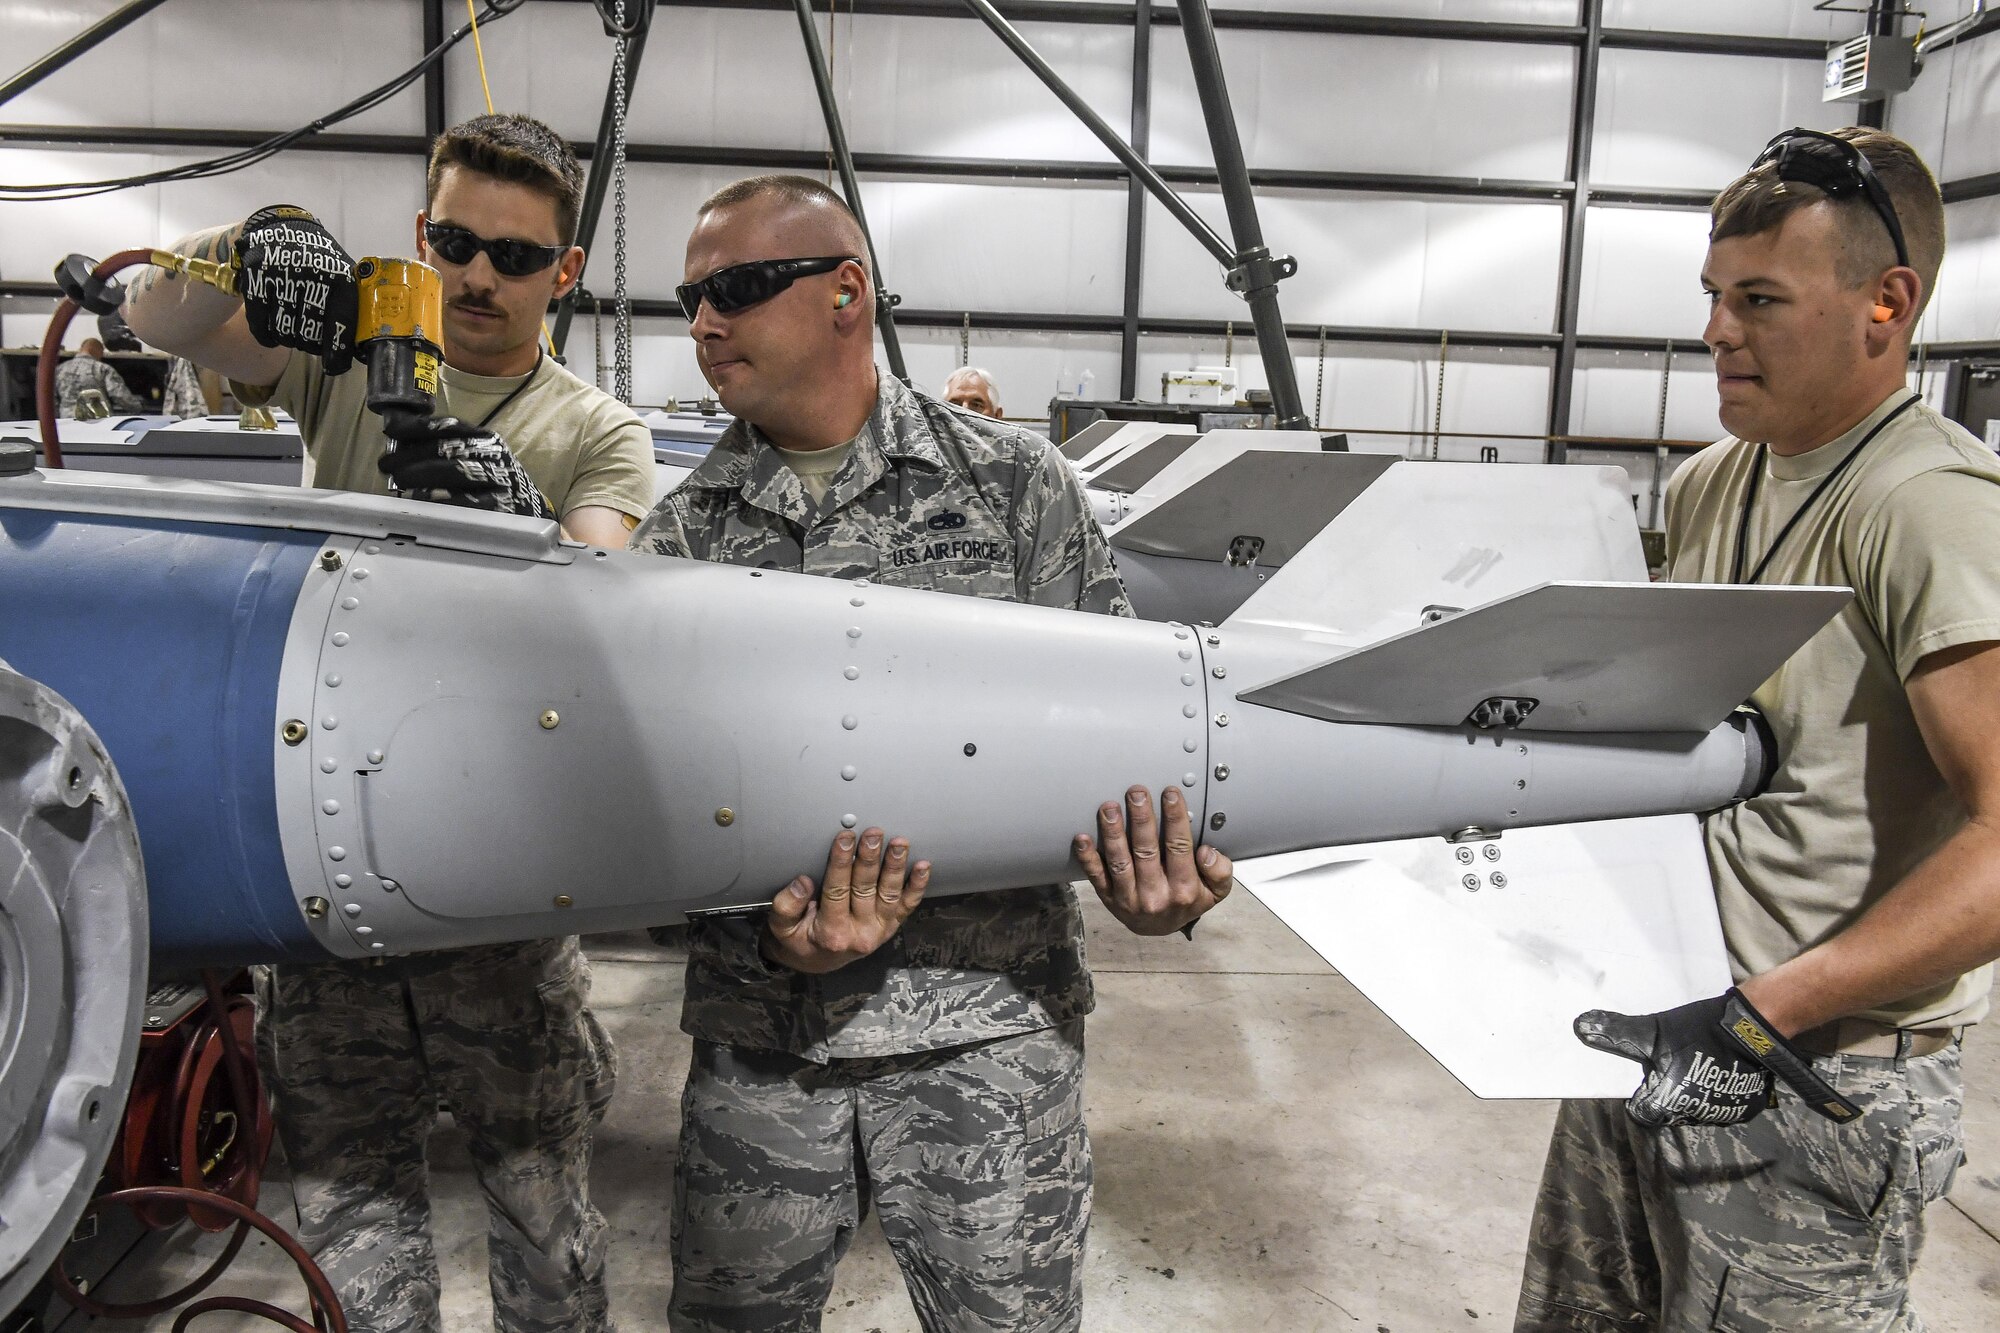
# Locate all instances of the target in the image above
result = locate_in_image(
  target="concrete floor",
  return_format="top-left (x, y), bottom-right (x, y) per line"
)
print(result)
top-left (103, 890), bottom-right (2000, 1330)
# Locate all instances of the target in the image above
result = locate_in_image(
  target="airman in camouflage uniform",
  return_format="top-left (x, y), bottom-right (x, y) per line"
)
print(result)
top-left (635, 174), bottom-right (1231, 1332)
top-left (55, 338), bottom-right (143, 416)
top-left (1519, 1047), bottom-right (1965, 1330)
top-left (255, 940), bottom-right (618, 1333)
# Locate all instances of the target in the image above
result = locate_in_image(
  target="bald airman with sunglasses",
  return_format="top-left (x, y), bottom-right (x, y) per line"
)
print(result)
top-left (126, 113), bottom-right (650, 1333)
top-left (1513, 127), bottom-right (2000, 1333)
top-left (631, 174), bottom-right (1236, 1332)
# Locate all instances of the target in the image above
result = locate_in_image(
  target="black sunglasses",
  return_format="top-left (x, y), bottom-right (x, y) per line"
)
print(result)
top-left (676, 256), bottom-right (859, 321)
top-left (1751, 128), bottom-right (1910, 270)
top-left (423, 220), bottom-right (567, 278)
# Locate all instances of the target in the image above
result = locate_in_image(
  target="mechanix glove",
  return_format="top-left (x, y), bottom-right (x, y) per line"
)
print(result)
top-left (377, 415), bottom-right (556, 520)
top-left (234, 205), bottom-right (360, 374)
top-left (1576, 987), bottom-right (1862, 1130)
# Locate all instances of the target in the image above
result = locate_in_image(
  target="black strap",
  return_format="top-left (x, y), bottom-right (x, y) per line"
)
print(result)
top-left (465, 349), bottom-right (544, 432)
top-left (1730, 395), bottom-right (1920, 586)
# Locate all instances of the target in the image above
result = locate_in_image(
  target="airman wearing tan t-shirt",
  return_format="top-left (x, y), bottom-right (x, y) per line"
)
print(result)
top-left (1518, 128), bottom-right (2000, 1333)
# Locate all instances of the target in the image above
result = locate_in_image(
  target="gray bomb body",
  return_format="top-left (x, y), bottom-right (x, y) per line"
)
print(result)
top-left (282, 516), bottom-right (1770, 960)
top-left (0, 469), bottom-right (1812, 965)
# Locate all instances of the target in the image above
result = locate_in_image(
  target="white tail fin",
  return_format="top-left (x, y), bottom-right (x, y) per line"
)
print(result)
top-left (1064, 422), bottom-right (1172, 471)
top-left (1237, 815), bottom-right (1731, 1099)
top-left (1241, 580), bottom-right (1852, 734)
top-left (1222, 461), bottom-right (1647, 641)
top-left (1054, 418), bottom-right (1135, 462)
top-left (1111, 449), bottom-right (1395, 566)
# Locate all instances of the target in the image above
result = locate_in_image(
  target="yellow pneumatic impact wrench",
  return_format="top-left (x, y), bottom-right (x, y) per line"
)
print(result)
top-left (149, 249), bottom-right (445, 431)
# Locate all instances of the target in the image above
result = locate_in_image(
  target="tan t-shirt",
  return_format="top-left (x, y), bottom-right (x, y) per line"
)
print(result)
top-left (247, 349), bottom-right (655, 519)
top-left (773, 439), bottom-right (854, 504)
top-left (1666, 388), bottom-right (2000, 1028)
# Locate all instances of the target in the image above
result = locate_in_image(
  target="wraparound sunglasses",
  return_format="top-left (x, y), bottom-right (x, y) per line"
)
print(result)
top-left (676, 256), bottom-right (859, 320)
top-left (423, 220), bottom-right (567, 277)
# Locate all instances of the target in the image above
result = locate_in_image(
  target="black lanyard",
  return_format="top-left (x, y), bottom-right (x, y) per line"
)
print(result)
top-left (460, 349), bottom-right (543, 432)
top-left (1730, 394), bottom-right (1919, 585)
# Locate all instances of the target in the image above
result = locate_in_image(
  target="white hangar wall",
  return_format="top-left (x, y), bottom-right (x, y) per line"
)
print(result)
top-left (2, 0), bottom-right (1992, 445)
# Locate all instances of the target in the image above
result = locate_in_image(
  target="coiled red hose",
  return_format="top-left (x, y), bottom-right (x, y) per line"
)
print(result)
top-left (49, 971), bottom-right (346, 1331)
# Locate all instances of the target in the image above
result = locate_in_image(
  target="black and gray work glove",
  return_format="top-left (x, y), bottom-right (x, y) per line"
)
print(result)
top-left (1576, 987), bottom-right (1861, 1130)
top-left (377, 416), bottom-right (556, 520)
top-left (234, 205), bottom-right (359, 374)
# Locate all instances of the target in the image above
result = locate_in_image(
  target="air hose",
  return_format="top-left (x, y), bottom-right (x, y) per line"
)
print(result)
top-left (37, 249), bottom-right (161, 467)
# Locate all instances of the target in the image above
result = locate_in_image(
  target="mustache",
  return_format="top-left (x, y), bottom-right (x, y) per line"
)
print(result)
top-left (448, 295), bottom-right (503, 315)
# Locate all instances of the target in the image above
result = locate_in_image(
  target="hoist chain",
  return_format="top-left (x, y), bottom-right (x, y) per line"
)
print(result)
top-left (610, 0), bottom-right (634, 405)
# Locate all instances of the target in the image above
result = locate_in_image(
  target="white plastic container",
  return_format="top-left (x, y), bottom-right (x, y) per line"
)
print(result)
top-left (1163, 365), bottom-right (1238, 405)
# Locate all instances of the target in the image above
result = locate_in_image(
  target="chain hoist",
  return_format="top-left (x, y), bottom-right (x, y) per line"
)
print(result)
top-left (1313, 324), bottom-right (1326, 429)
top-left (1430, 329), bottom-right (1449, 461)
top-left (608, 1), bottom-right (632, 404)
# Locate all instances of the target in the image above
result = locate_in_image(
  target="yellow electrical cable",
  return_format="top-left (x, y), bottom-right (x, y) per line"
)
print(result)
top-left (465, 0), bottom-right (497, 114)
top-left (461, 0), bottom-right (556, 355)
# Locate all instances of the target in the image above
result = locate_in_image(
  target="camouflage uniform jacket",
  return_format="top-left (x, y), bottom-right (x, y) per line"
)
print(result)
top-left (631, 371), bottom-right (1133, 1061)
top-left (56, 355), bottom-right (142, 416)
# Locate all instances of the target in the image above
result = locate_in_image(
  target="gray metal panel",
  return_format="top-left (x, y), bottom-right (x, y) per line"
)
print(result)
top-left (1085, 433), bottom-right (1200, 493)
top-left (1219, 462), bottom-right (1650, 645)
top-left (0, 468), bottom-right (575, 565)
top-left (274, 539), bottom-right (1207, 955)
top-left (1057, 417), bottom-right (1128, 461)
top-left (1240, 581), bottom-right (1852, 734)
top-left (1112, 450), bottom-right (1396, 566)
top-left (1116, 549), bottom-right (1275, 624)
top-left (123, 419), bottom-right (306, 460)
top-left (64, 456), bottom-right (306, 486)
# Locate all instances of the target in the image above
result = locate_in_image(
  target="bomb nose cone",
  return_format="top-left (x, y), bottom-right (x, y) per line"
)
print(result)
top-left (0, 664), bottom-right (148, 1320)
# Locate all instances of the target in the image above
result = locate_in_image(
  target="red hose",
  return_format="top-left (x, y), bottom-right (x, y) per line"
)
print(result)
top-left (52, 1188), bottom-right (345, 1332)
top-left (36, 248), bottom-right (164, 469)
top-left (50, 970), bottom-right (342, 1331)
top-left (35, 298), bottom-right (75, 468)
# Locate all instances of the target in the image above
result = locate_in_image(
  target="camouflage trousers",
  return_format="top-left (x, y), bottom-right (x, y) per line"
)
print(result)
top-left (1515, 1041), bottom-right (1965, 1332)
top-left (253, 937), bottom-right (619, 1333)
top-left (670, 1021), bottom-right (1090, 1333)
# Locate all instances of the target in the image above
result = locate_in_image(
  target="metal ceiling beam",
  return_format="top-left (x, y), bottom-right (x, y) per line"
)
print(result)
top-left (1119, 0), bottom-right (1153, 400)
top-left (0, 124), bottom-right (430, 153)
top-left (549, 0), bottom-right (1830, 58)
top-left (1588, 184), bottom-right (1716, 209)
top-left (0, 123), bottom-right (1780, 210)
top-left (1943, 171), bottom-right (2000, 204)
top-left (1597, 28), bottom-right (1822, 58)
top-left (1174, 0), bottom-right (1307, 427)
top-left (0, 0), bottom-right (174, 109)
top-left (11, 276), bottom-right (1978, 361)
top-left (422, 0), bottom-right (447, 141)
top-left (956, 0), bottom-right (1306, 424)
top-left (791, 0), bottom-right (907, 379)
top-left (1545, 0), bottom-right (1603, 462)
top-left (959, 0), bottom-right (1233, 264)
